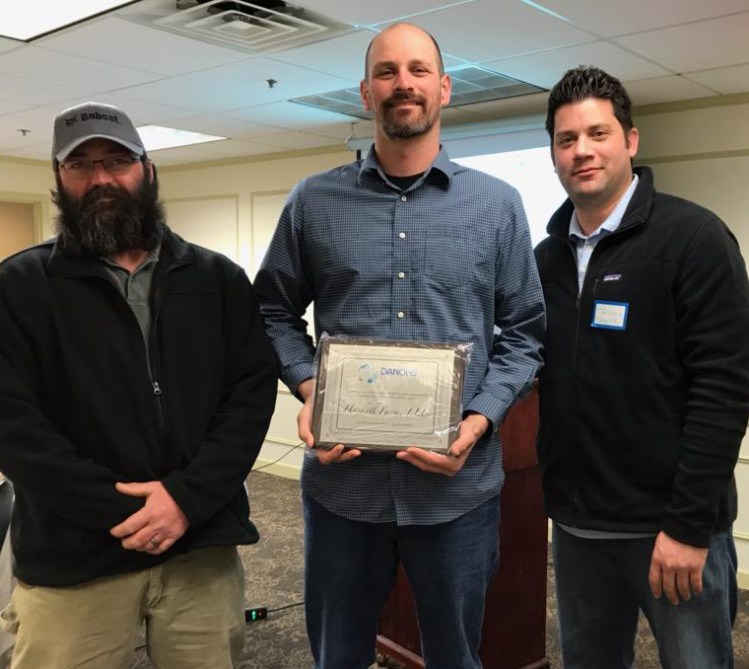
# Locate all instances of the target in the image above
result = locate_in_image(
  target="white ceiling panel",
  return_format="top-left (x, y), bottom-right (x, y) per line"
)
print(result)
top-left (625, 76), bottom-right (718, 107)
top-left (0, 106), bottom-right (60, 143)
top-left (0, 37), bottom-right (20, 54)
top-left (250, 130), bottom-right (342, 151)
top-left (294, 0), bottom-right (472, 28)
top-left (115, 58), bottom-right (355, 113)
top-left (484, 41), bottom-right (670, 89)
top-left (0, 45), bottom-right (163, 92)
top-left (0, 74), bottom-right (89, 106)
top-left (164, 114), bottom-right (280, 140)
top-left (268, 29), bottom-right (376, 80)
top-left (185, 138), bottom-right (290, 158)
top-left (533, 0), bottom-right (749, 37)
top-left (226, 100), bottom-right (362, 128)
top-left (391, 0), bottom-right (595, 63)
top-left (615, 13), bottom-right (749, 73)
top-left (687, 64), bottom-right (749, 96)
top-left (0, 100), bottom-right (33, 117)
top-left (38, 17), bottom-right (252, 77)
top-left (58, 94), bottom-right (199, 125)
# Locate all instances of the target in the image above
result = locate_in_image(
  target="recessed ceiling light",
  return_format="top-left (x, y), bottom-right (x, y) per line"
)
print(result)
top-left (136, 125), bottom-right (227, 152)
top-left (0, 2), bottom-right (137, 41)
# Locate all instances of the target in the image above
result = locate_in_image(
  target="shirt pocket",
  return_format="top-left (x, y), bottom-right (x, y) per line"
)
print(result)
top-left (424, 233), bottom-right (478, 290)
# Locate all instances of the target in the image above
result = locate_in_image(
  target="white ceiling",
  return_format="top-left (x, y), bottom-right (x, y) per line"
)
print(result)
top-left (1, 0), bottom-right (748, 166)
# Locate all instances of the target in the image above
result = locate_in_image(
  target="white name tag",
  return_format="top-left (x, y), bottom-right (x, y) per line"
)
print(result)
top-left (591, 300), bottom-right (628, 330)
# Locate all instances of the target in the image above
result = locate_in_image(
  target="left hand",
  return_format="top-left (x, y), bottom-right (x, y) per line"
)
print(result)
top-left (648, 531), bottom-right (708, 605)
top-left (110, 481), bottom-right (189, 555)
top-left (395, 413), bottom-right (490, 476)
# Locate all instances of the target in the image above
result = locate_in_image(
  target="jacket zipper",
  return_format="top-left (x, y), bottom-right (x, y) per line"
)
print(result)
top-left (149, 284), bottom-right (166, 438)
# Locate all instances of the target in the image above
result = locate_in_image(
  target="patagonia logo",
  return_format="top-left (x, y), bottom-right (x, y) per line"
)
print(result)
top-left (603, 273), bottom-right (622, 282)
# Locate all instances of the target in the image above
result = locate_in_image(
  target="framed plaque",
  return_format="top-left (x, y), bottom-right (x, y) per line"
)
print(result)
top-left (312, 337), bottom-right (468, 452)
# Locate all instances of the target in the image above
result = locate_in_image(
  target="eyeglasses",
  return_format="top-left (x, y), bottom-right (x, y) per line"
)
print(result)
top-left (59, 155), bottom-right (140, 178)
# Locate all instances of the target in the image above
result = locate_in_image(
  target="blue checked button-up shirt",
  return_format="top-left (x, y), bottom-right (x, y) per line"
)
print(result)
top-left (255, 146), bottom-right (545, 525)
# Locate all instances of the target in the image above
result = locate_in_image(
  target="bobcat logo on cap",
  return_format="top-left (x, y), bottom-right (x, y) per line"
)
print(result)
top-left (64, 115), bottom-right (78, 127)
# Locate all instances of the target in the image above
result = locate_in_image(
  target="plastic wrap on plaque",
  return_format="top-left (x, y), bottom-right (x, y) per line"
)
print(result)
top-left (311, 335), bottom-right (471, 452)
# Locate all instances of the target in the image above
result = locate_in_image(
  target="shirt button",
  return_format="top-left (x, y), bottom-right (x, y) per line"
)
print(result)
top-left (398, 271), bottom-right (405, 279)
top-left (401, 195), bottom-right (407, 202)
top-left (397, 311), bottom-right (405, 319)
top-left (399, 232), bottom-right (406, 239)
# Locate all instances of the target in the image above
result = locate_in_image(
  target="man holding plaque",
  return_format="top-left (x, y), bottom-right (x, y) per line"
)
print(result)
top-left (255, 22), bottom-right (545, 669)
top-left (535, 66), bottom-right (749, 668)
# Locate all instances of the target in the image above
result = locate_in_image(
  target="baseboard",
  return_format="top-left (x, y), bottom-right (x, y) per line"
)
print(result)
top-left (250, 459), bottom-right (301, 480)
top-left (739, 570), bottom-right (749, 590)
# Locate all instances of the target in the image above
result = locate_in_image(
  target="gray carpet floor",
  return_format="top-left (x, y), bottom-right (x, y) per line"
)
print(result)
top-left (126, 470), bottom-right (748, 668)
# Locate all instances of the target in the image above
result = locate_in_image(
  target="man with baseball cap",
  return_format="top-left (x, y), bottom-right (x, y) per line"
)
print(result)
top-left (0, 101), bottom-right (278, 668)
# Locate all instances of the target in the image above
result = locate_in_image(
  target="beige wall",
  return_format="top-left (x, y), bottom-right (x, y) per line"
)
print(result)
top-left (0, 158), bottom-right (56, 242)
top-left (0, 202), bottom-right (35, 261)
top-left (636, 100), bottom-right (749, 586)
top-left (159, 147), bottom-right (353, 476)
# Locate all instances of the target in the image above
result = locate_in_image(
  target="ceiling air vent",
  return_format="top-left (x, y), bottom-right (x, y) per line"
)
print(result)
top-left (291, 65), bottom-right (546, 119)
top-left (156, 0), bottom-right (352, 53)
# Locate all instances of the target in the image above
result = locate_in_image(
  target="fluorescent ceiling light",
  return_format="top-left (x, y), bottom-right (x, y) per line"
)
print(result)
top-left (0, 2), bottom-right (136, 41)
top-left (136, 125), bottom-right (227, 152)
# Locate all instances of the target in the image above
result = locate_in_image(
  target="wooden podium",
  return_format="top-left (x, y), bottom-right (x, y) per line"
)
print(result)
top-left (376, 389), bottom-right (549, 669)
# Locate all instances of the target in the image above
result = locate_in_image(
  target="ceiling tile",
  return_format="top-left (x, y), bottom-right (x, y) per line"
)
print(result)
top-left (529, 0), bottom-right (749, 37)
top-left (57, 94), bottom-right (199, 126)
top-left (38, 17), bottom-right (251, 77)
top-left (0, 45), bottom-right (164, 92)
top-left (687, 64), bottom-right (749, 96)
top-left (0, 99), bottom-right (33, 117)
top-left (268, 29), bottom-right (375, 81)
top-left (615, 13), bottom-right (749, 73)
top-left (625, 75), bottom-right (717, 106)
top-left (226, 100), bottom-right (363, 132)
top-left (293, 0), bottom-right (471, 28)
top-left (0, 37), bottom-right (20, 54)
top-left (384, 0), bottom-right (595, 62)
top-left (164, 114), bottom-right (280, 139)
top-left (483, 41), bottom-right (670, 89)
top-left (251, 130), bottom-right (342, 151)
top-left (0, 73), bottom-right (89, 106)
top-left (116, 58), bottom-right (355, 113)
top-left (0, 106), bottom-right (59, 143)
top-left (183, 138), bottom-right (286, 158)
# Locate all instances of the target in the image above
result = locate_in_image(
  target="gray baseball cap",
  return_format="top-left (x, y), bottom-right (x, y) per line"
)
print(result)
top-left (52, 102), bottom-right (146, 163)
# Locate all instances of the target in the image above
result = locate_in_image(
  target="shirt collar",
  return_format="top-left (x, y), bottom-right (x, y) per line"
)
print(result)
top-left (100, 243), bottom-right (161, 274)
top-left (358, 144), bottom-right (453, 190)
top-left (569, 173), bottom-right (639, 241)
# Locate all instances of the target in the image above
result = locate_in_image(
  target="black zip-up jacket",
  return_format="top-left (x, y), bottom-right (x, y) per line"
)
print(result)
top-left (534, 167), bottom-right (749, 547)
top-left (0, 229), bottom-right (277, 585)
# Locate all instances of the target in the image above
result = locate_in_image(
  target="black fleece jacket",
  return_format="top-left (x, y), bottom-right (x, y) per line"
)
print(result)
top-left (534, 167), bottom-right (749, 547)
top-left (0, 229), bottom-right (277, 585)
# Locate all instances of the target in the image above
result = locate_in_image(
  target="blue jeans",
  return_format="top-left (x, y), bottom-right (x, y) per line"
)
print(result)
top-left (552, 523), bottom-right (737, 669)
top-left (303, 493), bottom-right (500, 669)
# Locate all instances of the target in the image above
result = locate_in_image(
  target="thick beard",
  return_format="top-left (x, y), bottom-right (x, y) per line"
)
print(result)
top-left (52, 170), bottom-right (166, 258)
top-left (380, 91), bottom-right (437, 140)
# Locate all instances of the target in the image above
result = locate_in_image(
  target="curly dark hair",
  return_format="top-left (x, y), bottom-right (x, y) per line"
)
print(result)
top-left (545, 66), bottom-right (633, 139)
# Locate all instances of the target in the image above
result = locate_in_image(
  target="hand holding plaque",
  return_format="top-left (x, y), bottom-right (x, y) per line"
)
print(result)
top-left (312, 336), bottom-right (470, 452)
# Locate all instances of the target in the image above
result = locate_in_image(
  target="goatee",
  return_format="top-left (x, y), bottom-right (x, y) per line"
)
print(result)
top-left (381, 91), bottom-right (435, 140)
top-left (52, 170), bottom-right (166, 258)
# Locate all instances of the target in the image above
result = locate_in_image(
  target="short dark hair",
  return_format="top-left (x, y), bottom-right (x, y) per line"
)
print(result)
top-left (363, 23), bottom-right (445, 80)
top-left (545, 66), bottom-right (634, 139)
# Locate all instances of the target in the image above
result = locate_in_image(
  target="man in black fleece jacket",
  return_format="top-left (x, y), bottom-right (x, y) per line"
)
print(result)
top-left (535, 67), bottom-right (749, 669)
top-left (0, 102), bottom-right (277, 669)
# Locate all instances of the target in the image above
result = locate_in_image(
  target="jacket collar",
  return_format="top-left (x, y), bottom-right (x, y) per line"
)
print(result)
top-left (46, 227), bottom-right (194, 278)
top-left (547, 165), bottom-right (654, 239)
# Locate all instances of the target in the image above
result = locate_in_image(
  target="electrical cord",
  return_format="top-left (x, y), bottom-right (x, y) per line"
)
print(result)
top-left (249, 441), bottom-right (305, 474)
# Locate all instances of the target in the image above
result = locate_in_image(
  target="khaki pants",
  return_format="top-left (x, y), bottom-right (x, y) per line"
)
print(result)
top-left (0, 546), bottom-right (245, 669)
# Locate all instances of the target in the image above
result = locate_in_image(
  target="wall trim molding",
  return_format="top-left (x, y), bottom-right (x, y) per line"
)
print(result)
top-left (160, 145), bottom-right (351, 173)
top-left (251, 458), bottom-right (301, 480)
top-left (638, 148), bottom-right (749, 166)
top-left (637, 92), bottom-right (749, 117)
